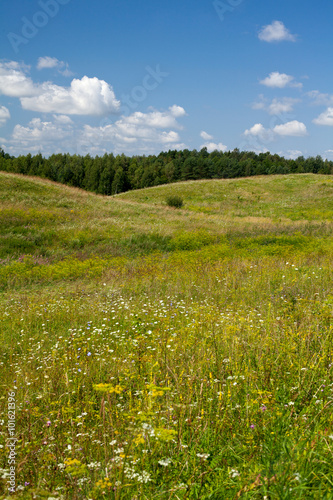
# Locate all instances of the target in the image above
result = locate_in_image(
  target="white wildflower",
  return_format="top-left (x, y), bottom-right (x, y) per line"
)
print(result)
top-left (229, 468), bottom-right (240, 478)
top-left (158, 458), bottom-right (172, 466)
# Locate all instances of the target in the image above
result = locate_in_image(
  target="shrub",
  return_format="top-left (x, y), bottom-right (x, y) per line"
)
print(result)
top-left (166, 195), bottom-right (184, 208)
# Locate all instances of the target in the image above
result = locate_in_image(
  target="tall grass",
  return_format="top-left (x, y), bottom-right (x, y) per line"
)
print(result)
top-left (0, 172), bottom-right (332, 499)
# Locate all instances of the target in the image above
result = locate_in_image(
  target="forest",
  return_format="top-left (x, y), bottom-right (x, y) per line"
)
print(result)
top-left (0, 147), bottom-right (332, 195)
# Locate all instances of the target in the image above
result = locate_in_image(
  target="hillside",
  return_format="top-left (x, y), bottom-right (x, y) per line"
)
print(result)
top-left (0, 172), bottom-right (333, 498)
top-left (1, 172), bottom-right (333, 277)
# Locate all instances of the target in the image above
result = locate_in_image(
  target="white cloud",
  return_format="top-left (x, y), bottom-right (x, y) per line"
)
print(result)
top-left (169, 105), bottom-right (187, 118)
top-left (37, 56), bottom-right (74, 77)
top-left (37, 56), bottom-right (60, 69)
top-left (0, 106), bottom-right (10, 126)
top-left (243, 120), bottom-right (307, 142)
top-left (307, 91), bottom-right (333, 106)
top-left (258, 21), bottom-right (296, 43)
top-left (5, 116), bottom-right (75, 156)
top-left (0, 61), bottom-right (38, 97)
top-left (115, 106), bottom-right (186, 131)
top-left (12, 117), bottom-right (71, 142)
top-left (244, 123), bottom-right (268, 137)
top-left (199, 131), bottom-right (227, 151)
top-left (260, 72), bottom-right (302, 89)
top-left (200, 131), bottom-right (213, 140)
top-left (77, 105), bottom-right (187, 155)
top-left (21, 76), bottom-right (120, 116)
top-left (313, 107), bottom-right (333, 126)
top-left (0, 60), bottom-right (119, 116)
top-left (52, 114), bottom-right (73, 125)
top-left (252, 96), bottom-right (300, 115)
top-left (0, 59), bottom-right (187, 156)
top-left (3, 104), bottom-right (187, 156)
top-left (268, 98), bottom-right (300, 115)
top-left (273, 120), bottom-right (307, 136)
top-left (200, 142), bottom-right (227, 153)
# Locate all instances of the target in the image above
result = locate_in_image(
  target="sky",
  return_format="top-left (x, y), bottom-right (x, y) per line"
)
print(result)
top-left (0, 0), bottom-right (332, 159)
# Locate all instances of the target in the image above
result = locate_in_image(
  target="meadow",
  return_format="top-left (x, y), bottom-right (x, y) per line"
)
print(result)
top-left (0, 171), bottom-right (333, 499)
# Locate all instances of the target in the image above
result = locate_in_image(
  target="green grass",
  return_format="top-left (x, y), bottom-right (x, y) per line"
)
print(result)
top-left (117, 174), bottom-right (333, 219)
top-left (0, 172), bottom-right (333, 499)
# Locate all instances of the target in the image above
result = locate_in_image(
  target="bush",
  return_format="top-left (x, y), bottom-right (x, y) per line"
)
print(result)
top-left (166, 195), bottom-right (184, 208)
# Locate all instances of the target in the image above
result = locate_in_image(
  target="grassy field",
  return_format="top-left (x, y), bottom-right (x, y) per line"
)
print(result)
top-left (0, 172), bottom-right (333, 499)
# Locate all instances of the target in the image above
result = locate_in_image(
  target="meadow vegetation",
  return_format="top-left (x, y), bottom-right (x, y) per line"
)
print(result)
top-left (0, 172), bottom-right (333, 499)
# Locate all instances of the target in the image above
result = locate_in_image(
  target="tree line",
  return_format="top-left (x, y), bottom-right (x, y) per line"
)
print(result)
top-left (0, 147), bottom-right (332, 195)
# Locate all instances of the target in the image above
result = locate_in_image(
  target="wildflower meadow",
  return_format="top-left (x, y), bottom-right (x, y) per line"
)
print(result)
top-left (0, 172), bottom-right (333, 499)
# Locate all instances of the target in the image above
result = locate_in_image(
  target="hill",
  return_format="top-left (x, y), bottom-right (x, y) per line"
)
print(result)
top-left (1, 171), bottom-right (333, 259)
top-left (0, 172), bottom-right (333, 498)
top-left (1, 147), bottom-right (332, 197)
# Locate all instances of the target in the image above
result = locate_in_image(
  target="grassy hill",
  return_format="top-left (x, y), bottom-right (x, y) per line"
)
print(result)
top-left (0, 172), bottom-right (333, 499)
top-left (0, 172), bottom-right (333, 290)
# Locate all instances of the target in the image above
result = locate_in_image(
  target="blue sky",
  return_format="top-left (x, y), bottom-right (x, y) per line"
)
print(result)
top-left (0, 0), bottom-right (332, 158)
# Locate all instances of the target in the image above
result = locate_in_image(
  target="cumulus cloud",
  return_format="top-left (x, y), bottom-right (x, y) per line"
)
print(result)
top-left (244, 123), bottom-right (272, 140)
top-left (3, 104), bottom-right (187, 156)
top-left (37, 56), bottom-right (74, 77)
top-left (12, 117), bottom-right (71, 142)
top-left (21, 77), bottom-right (120, 116)
top-left (313, 107), bottom-right (333, 126)
top-left (114, 105), bottom-right (186, 131)
top-left (244, 123), bottom-right (266, 136)
top-left (0, 60), bottom-right (120, 116)
top-left (200, 131), bottom-right (213, 140)
top-left (258, 21), bottom-right (296, 43)
top-left (0, 59), bottom-right (187, 155)
top-left (0, 61), bottom-right (38, 97)
top-left (37, 56), bottom-right (60, 69)
top-left (244, 120), bottom-right (307, 140)
top-left (0, 106), bottom-right (10, 126)
top-left (273, 120), bottom-right (307, 136)
top-left (169, 105), bottom-right (187, 118)
top-left (79, 106), bottom-right (185, 151)
top-left (260, 72), bottom-right (302, 89)
top-left (4, 116), bottom-right (75, 156)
